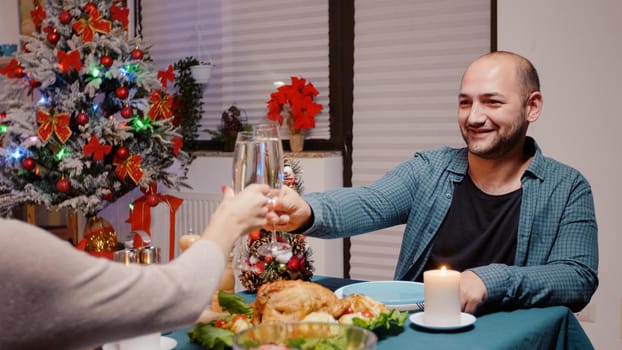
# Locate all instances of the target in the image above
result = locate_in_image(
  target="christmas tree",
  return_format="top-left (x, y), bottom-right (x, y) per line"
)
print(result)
top-left (0, 0), bottom-right (190, 218)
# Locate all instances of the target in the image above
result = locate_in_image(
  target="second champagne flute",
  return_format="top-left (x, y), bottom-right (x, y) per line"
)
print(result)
top-left (253, 123), bottom-right (291, 257)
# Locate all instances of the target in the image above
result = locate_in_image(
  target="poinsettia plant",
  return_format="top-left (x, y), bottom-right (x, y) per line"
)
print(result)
top-left (266, 76), bottom-right (323, 135)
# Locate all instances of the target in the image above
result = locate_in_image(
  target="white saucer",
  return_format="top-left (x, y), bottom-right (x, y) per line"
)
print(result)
top-left (409, 312), bottom-right (476, 330)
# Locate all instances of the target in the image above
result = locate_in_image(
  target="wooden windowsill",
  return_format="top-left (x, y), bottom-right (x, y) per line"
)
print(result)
top-left (191, 150), bottom-right (342, 158)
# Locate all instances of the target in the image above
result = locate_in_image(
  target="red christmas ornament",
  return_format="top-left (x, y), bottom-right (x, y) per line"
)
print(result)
top-left (101, 191), bottom-right (113, 201)
top-left (100, 55), bottom-right (113, 68)
top-left (14, 66), bottom-right (25, 78)
top-left (23, 42), bottom-right (30, 53)
top-left (56, 178), bottom-right (71, 193)
top-left (287, 256), bottom-right (301, 271)
top-left (130, 48), bottom-right (144, 60)
top-left (47, 30), bottom-right (60, 45)
top-left (84, 2), bottom-right (97, 13)
top-left (115, 86), bottom-right (129, 99)
top-left (59, 10), bottom-right (72, 24)
top-left (0, 111), bottom-right (6, 120)
top-left (146, 193), bottom-right (159, 207)
top-left (120, 106), bottom-right (133, 119)
top-left (76, 111), bottom-right (89, 125)
top-left (29, 79), bottom-right (41, 88)
top-left (21, 157), bottom-right (36, 171)
top-left (115, 146), bottom-right (129, 160)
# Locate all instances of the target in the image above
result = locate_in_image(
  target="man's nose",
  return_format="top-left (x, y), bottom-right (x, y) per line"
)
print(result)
top-left (467, 102), bottom-right (486, 125)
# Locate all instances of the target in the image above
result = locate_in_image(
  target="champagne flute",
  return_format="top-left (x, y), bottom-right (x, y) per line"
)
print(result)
top-left (253, 123), bottom-right (291, 257)
top-left (232, 131), bottom-right (258, 282)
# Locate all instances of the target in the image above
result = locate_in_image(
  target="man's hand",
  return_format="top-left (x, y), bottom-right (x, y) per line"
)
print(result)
top-left (460, 270), bottom-right (487, 313)
top-left (268, 185), bottom-right (312, 232)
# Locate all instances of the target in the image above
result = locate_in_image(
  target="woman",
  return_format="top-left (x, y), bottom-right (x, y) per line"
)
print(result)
top-left (0, 184), bottom-right (273, 350)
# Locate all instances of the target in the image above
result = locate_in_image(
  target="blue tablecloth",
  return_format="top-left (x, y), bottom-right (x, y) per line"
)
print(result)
top-left (166, 276), bottom-right (593, 350)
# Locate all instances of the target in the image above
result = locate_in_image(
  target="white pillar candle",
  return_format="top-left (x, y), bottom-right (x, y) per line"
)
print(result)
top-left (423, 266), bottom-right (461, 326)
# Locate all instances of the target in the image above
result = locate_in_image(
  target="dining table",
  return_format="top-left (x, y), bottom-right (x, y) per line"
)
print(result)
top-left (165, 276), bottom-right (594, 350)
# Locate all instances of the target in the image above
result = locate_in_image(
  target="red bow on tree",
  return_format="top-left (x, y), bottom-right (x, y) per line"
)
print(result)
top-left (30, 5), bottom-right (46, 28)
top-left (72, 8), bottom-right (112, 42)
top-left (172, 137), bottom-right (183, 156)
top-left (157, 65), bottom-right (175, 89)
top-left (83, 135), bottom-right (112, 161)
top-left (110, 2), bottom-right (129, 29)
top-left (37, 109), bottom-right (72, 143)
top-left (114, 154), bottom-right (143, 183)
top-left (0, 59), bottom-right (19, 78)
top-left (147, 91), bottom-right (174, 120)
top-left (127, 183), bottom-right (184, 261)
top-left (57, 50), bottom-right (83, 73)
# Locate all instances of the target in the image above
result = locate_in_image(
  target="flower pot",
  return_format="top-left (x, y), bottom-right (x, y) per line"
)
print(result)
top-left (289, 133), bottom-right (305, 152)
top-left (190, 64), bottom-right (214, 84)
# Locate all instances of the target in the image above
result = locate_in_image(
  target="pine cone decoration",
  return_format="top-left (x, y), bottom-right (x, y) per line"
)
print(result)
top-left (240, 270), bottom-right (263, 292)
top-left (248, 231), bottom-right (271, 257)
top-left (288, 233), bottom-right (307, 256)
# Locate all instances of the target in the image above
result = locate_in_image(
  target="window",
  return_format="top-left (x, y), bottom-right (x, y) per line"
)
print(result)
top-left (349, 0), bottom-right (493, 280)
top-left (139, 0), bottom-right (331, 148)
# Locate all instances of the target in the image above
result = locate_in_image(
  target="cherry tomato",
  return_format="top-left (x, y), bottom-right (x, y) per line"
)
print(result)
top-left (361, 310), bottom-right (374, 318)
top-left (214, 319), bottom-right (227, 328)
top-left (233, 314), bottom-right (248, 322)
top-left (344, 307), bottom-right (354, 314)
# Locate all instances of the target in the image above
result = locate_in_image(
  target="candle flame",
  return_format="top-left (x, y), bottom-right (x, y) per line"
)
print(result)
top-left (440, 265), bottom-right (447, 275)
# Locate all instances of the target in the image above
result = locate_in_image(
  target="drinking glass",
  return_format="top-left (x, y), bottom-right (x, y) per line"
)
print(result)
top-left (253, 123), bottom-right (291, 256)
top-left (232, 131), bottom-right (258, 282)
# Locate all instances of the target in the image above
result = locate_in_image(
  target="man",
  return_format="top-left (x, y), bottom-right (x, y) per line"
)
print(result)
top-left (274, 51), bottom-right (598, 314)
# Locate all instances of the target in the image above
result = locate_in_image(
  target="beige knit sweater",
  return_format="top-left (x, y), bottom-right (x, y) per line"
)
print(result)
top-left (0, 218), bottom-right (225, 350)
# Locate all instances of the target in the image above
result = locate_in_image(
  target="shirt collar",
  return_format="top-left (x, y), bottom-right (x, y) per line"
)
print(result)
top-left (446, 136), bottom-right (545, 181)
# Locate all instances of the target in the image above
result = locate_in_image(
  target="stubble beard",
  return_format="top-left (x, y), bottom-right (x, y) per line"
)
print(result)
top-left (461, 119), bottom-right (529, 160)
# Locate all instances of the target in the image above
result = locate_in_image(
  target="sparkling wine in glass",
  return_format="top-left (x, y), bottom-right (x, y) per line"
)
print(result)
top-left (231, 131), bottom-right (258, 281)
top-left (253, 123), bottom-right (291, 257)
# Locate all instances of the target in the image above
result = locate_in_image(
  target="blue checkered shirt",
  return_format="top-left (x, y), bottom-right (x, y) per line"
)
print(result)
top-left (304, 137), bottom-right (598, 311)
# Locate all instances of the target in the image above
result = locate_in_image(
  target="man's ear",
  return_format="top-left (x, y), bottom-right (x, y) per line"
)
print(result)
top-left (526, 91), bottom-right (543, 123)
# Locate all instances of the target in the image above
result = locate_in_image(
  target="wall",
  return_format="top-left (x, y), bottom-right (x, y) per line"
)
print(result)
top-left (498, 1), bottom-right (622, 348)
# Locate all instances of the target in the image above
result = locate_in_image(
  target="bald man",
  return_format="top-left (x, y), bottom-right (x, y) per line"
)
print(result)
top-left (273, 51), bottom-right (598, 314)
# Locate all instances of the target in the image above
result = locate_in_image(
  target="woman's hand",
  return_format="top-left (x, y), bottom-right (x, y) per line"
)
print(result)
top-left (202, 184), bottom-right (272, 254)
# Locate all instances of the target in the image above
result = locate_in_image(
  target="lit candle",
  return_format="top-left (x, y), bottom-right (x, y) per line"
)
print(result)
top-left (423, 266), bottom-right (461, 326)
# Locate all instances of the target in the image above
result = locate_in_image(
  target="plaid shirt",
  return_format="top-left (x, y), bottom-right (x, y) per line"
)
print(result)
top-left (305, 137), bottom-right (598, 311)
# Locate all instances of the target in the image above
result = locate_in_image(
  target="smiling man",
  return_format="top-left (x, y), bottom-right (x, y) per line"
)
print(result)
top-left (273, 51), bottom-right (599, 315)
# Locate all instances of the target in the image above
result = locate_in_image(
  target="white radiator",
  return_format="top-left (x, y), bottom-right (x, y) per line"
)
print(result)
top-left (149, 191), bottom-right (222, 261)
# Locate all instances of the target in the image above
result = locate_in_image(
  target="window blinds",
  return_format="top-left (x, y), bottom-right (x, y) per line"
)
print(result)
top-left (140, 0), bottom-right (330, 140)
top-left (350, 0), bottom-right (491, 281)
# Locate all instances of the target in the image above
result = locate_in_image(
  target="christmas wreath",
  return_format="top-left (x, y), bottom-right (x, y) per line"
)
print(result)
top-left (238, 157), bottom-right (314, 292)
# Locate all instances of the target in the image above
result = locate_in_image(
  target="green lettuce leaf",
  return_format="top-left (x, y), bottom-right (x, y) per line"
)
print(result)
top-left (187, 323), bottom-right (235, 350)
top-left (351, 309), bottom-right (408, 330)
top-left (218, 290), bottom-right (253, 316)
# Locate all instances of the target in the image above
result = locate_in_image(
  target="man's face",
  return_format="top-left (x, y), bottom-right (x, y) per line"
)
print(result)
top-left (458, 57), bottom-right (530, 159)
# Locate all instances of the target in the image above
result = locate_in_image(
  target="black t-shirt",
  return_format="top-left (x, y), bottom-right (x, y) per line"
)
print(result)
top-left (415, 174), bottom-right (521, 282)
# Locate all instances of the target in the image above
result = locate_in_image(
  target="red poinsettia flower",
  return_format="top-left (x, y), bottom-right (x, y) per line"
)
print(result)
top-left (266, 76), bottom-right (323, 134)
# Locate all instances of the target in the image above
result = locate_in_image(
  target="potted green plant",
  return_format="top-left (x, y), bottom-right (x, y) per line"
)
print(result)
top-left (190, 61), bottom-right (215, 84)
top-left (173, 57), bottom-right (204, 151)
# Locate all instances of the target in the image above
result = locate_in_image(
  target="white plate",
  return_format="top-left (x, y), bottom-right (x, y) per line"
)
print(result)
top-left (334, 280), bottom-right (424, 311)
top-left (409, 312), bottom-right (476, 331)
top-left (160, 336), bottom-right (177, 350)
top-left (102, 336), bottom-right (177, 350)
